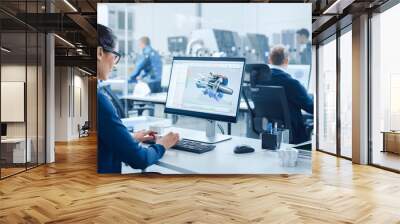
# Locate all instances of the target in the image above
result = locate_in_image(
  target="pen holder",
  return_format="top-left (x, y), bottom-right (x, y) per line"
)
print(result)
top-left (261, 131), bottom-right (282, 150)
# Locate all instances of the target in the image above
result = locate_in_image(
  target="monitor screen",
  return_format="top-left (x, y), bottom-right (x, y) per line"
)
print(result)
top-left (286, 64), bottom-right (311, 90)
top-left (165, 57), bottom-right (245, 123)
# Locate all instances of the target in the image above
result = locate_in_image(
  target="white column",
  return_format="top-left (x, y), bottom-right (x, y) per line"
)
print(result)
top-left (46, 32), bottom-right (55, 163)
top-left (352, 14), bottom-right (369, 164)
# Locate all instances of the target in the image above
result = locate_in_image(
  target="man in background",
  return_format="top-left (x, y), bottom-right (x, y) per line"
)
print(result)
top-left (296, 28), bottom-right (312, 65)
top-left (262, 45), bottom-right (314, 144)
top-left (128, 36), bottom-right (163, 93)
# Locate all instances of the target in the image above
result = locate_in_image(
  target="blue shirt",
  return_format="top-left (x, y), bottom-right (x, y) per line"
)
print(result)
top-left (128, 46), bottom-right (162, 84)
top-left (97, 88), bottom-right (165, 173)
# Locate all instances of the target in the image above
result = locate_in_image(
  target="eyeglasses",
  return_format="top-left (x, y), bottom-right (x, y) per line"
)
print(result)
top-left (102, 47), bottom-right (121, 65)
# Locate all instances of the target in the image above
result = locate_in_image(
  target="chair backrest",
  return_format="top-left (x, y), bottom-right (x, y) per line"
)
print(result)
top-left (100, 85), bottom-right (127, 118)
top-left (250, 85), bottom-right (292, 140)
top-left (244, 63), bottom-right (271, 88)
top-left (82, 121), bottom-right (90, 129)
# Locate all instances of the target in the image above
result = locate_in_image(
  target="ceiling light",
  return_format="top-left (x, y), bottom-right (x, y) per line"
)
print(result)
top-left (1, 47), bottom-right (11, 53)
top-left (54, 34), bottom-right (75, 48)
top-left (63, 0), bottom-right (78, 12)
top-left (323, 0), bottom-right (354, 15)
top-left (78, 67), bottom-right (93, 76)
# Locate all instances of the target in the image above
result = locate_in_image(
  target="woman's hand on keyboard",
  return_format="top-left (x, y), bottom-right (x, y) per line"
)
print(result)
top-left (156, 132), bottom-right (180, 149)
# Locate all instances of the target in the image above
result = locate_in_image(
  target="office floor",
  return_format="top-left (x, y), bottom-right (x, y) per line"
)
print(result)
top-left (372, 150), bottom-right (400, 171)
top-left (0, 163), bottom-right (45, 179)
top-left (0, 135), bottom-right (400, 223)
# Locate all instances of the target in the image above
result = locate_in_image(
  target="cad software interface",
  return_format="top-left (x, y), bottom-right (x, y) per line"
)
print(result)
top-left (166, 59), bottom-right (244, 117)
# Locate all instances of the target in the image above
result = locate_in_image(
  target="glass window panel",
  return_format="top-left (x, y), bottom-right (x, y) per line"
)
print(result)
top-left (340, 30), bottom-right (352, 158)
top-left (1, 31), bottom-right (28, 177)
top-left (318, 38), bottom-right (337, 154)
top-left (27, 31), bottom-right (38, 169)
top-left (128, 12), bottom-right (133, 31)
top-left (118, 11), bottom-right (125, 30)
top-left (371, 3), bottom-right (400, 171)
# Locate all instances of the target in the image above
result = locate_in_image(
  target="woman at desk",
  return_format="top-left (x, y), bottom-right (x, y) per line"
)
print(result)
top-left (97, 24), bottom-right (179, 173)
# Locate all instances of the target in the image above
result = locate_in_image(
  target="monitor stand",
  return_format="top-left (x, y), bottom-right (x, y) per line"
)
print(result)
top-left (184, 120), bottom-right (231, 144)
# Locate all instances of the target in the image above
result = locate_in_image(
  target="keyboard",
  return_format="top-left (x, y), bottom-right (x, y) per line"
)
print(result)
top-left (172, 139), bottom-right (216, 154)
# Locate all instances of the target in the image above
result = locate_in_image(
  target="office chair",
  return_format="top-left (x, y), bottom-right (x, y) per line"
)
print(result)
top-left (243, 64), bottom-right (293, 142)
top-left (78, 121), bottom-right (90, 138)
top-left (249, 85), bottom-right (292, 139)
top-left (244, 63), bottom-right (271, 87)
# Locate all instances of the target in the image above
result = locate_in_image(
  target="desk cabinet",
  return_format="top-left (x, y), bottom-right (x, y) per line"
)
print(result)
top-left (382, 132), bottom-right (400, 154)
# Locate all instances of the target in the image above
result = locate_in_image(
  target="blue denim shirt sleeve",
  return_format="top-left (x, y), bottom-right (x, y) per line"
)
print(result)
top-left (97, 89), bottom-right (165, 172)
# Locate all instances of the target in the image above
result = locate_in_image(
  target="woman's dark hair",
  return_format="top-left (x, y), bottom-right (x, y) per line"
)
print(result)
top-left (97, 24), bottom-right (117, 50)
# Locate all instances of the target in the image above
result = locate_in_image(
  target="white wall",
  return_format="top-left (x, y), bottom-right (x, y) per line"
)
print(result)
top-left (54, 67), bottom-right (89, 141)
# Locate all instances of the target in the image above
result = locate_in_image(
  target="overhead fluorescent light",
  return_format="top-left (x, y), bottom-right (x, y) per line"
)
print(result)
top-left (323, 0), bottom-right (354, 15)
top-left (78, 67), bottom-right (93, 76)
top-left (63, 0), bottom-right (78, 12)
top-left (1, 47), bottom-right (11, 53)
top-left (54, 34), bottom-right (75, 48)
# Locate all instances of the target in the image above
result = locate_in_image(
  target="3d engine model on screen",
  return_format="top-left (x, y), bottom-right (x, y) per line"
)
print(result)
top-left (195, 72), bottom-right (233, 101)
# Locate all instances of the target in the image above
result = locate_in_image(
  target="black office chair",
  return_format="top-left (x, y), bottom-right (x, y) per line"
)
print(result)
top-left (244, 63), bottom-right (271, 87)
top-left (78, 121), bottom-right (90, 138)
top-left (242, 64), bottom-right (293, 142)
top-left (249, 85), bottom-right (292, 140)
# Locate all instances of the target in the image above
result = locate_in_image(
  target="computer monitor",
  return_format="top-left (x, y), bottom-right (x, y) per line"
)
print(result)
top-left (168, 36), bottom-right (188, 54)
top-left (165, 57), bottom-right (245, 143)
top-left (286, 64), bottom-right (311, 90)
top-left (1, 123), bottom-right (7, 138)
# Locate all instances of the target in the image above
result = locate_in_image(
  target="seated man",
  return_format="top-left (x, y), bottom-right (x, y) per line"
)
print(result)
top-left (260, 45), bottom-right (314, 144)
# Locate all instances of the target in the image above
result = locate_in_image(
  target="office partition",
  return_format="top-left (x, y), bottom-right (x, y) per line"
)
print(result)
top-left (0, 0), bottom-right (47, 179)
top-left (317, 36), bottom-right (337, 155)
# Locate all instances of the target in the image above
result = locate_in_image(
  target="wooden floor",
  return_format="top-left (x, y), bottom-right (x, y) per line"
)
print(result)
top-left (1, 135), bottom-right (400, 224)
top-left (372, 150), bottom-right (400, 171)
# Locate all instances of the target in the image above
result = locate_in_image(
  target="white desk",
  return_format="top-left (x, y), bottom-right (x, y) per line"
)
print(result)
top-left (120, 92), bottom-right (252, 110)
top-left (121, 127), bottom-right (312, 175)
top-left (120, 92), bottom-right (167, 105)
top-left (1, 138), bottom-right (31, 163)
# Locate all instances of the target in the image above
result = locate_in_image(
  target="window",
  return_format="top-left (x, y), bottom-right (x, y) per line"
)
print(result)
top-left (0, 3), bottom-right (46, 179)
top-left (109, 10), bottom-right (116, 28)
top-left (317, 37), bottom-right (337, 154)
top-left (128, 40), bottom-right (133, 54)
top-left (370, 3), bottom-right (400, 171)
top-left (118, 11), bottom-right (125, 30)
top-left (118, 40), bottom-right (125, 56)
top-left (339, 29), bottom-right (352, 158)
top-left (128, 12), bottom-right (133, 31)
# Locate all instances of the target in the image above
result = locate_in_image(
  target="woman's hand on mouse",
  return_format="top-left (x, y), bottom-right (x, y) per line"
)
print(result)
top-left (156, 132), bottom-right (180, 149)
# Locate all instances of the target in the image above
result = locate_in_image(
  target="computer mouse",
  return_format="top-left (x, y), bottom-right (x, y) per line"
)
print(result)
top-left (234, 145), bottom-right (255, 154)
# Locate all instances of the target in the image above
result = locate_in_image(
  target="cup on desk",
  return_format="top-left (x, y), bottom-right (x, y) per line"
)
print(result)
top-left (277, 147), bottom-right (298, 167)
